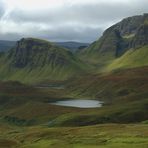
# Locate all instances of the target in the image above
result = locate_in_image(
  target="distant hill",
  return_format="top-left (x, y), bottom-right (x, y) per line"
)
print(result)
top-left (0, 38), bottom-right (88, 83)
top-left (54, 41), bottom-right (89, 52)
top-left (0, 40), bottom-right (16, 52)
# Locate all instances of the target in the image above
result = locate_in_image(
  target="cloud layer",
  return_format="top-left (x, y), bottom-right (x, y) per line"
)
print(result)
top-left (0, 0), bottom-right (148, 42)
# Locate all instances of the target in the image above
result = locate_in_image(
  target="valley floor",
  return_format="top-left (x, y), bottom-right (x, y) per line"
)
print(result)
top-left (0, 67), bottom-right (148, 148)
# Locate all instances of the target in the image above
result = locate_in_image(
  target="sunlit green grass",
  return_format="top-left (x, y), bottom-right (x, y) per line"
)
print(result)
top-left (0, 124), bottom-right (148, 148)
top-left (106, 46), bottom-right (148, 71)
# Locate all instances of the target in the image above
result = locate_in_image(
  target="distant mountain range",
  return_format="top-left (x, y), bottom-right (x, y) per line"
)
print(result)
top-left (0, 40), bottom-right (89, 53)
top-left (0, 40), bottom-right (16, 52)
top-left (54, 42), bottom-right (89, 52)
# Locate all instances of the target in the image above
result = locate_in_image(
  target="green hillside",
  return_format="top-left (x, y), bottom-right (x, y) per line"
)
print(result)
top-left (106, 46), bottom-right (148, 71)
top-left (1, 123), bottom-right (148, 148)
top-left (78, 29), bottom-right (122, 67)
top-left (0, 38), bottom-right (88, 84)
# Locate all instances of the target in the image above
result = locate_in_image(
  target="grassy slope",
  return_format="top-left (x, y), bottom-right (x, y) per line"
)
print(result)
top-left (0, 123), bottom-right (148, 148)
top-left (78, 39), bottom-right (116, 68)
top-left (56, 67), bottom-right (148, 126)
top-left (0, 81), bottom-right (87, 125)
top-left (78, 49), bottom-right (115, 69)
top-left (106, 46), bottom-right (148, 71)
top-left (1, 66), bottom-right (148, 127)
top-left (66, 66), bottom-right (148, 100)
top-left (0, 59), bottom-right (86, 84)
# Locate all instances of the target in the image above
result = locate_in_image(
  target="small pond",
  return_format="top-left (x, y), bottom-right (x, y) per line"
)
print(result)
top-left (50, 99), bottom-right (103, 108)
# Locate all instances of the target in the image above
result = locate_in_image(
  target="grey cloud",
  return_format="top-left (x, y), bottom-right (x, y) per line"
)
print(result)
top-left (0, 1), bottom-right (5, 19)
top-left (0, 24), bottom-right (103, 42)
top-left (0, 0), bottom-right (148, 42)
top-left (27, 26), bottom-right (103, 42)
top-left (6, 3), bottom-right (125, 24)
top-left (40, 26), bottom-right (103, 42)
top-left (0, 32), bottom-right (22, 41)
top-left (8, 1), bottom-right (148, 24)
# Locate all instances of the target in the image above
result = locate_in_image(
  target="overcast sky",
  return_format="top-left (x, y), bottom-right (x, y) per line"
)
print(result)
top-left (0, 0), bottom-right (147, 42)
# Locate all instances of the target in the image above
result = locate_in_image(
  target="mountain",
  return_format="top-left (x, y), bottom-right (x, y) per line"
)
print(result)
top-left (54, 41), bottom-right (89, 52)
top-left (0, 38), bottom-right (87, 83)
top-left (0, 40), bottom-right (16, 52)
top-left (78, 13), bottom-right (148, 69)
top-left (106, 22), bottom-right (148, 71)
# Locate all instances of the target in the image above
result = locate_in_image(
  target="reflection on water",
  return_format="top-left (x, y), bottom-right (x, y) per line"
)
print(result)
top-left (50, 99), bottom-right (103, 108)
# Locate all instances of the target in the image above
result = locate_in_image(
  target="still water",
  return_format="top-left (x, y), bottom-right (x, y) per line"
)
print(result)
top-left (50, 99), bottom-right (103, 108)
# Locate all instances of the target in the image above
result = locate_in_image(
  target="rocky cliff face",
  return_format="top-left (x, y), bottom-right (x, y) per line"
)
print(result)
top-left (95, 28), bottom-right (127, 56)
top-left (109, 13), bottom-right (148, 36)
top-left (114, 15), bottom-right (144, 36)
top-left (98, 13), bottom-right (148, 54)
top-left (7, 38), bottom-right (75, 68)
top-left (130, 23), bottom-right (148, 48)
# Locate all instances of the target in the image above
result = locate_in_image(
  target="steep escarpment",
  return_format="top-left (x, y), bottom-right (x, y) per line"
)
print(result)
top-left (130, 23), bottom-right (148, 48)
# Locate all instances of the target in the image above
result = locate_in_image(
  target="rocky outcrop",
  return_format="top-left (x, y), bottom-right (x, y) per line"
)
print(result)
top-left (130, 23), bottom-right (148, 48)
top-left (7, 38), bottom-right (74, 68)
